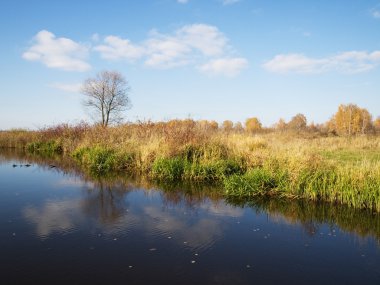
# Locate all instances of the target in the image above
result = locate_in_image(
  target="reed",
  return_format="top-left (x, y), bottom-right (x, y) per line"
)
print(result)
top-left (0, 120), bottom-right (379, 211)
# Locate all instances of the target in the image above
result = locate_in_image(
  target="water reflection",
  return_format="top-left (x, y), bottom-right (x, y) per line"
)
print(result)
top-left (81, 179), bottom-right (132, 224)
top-left (228, 197), bottom-right (380, 242)
top-left (2, 149), bottom-right (380, 284)
top-left (23, 199), bottom-right (81, 238)
top-left (2, 149), bottom-right (380, 244)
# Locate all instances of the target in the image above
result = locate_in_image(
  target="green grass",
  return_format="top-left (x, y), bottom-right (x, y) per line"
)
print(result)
top-left (321, 149), bottom-right (380, 163)
top-left (224, 168), bottom-right (277, 197)
top-left (224, 162), bottom-right (380, 211)
top-left (150, 157), bottom-right (243, 182)
top-left (72, 146), bottom-right (138, 174)
top-left (72, 146), bottom-right (118, 173)
top-left (151, 157), bottom-right (185, 181)
top-left (26, 141), bottom-right (63, 155)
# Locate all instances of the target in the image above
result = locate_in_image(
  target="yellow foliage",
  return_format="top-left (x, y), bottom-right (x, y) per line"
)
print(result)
top-left (329, 104), bottom-right (373, 135)
top-left (245, 117), bottom-right (262, 133)
top-left (222, 120), bottom-right (233, 132)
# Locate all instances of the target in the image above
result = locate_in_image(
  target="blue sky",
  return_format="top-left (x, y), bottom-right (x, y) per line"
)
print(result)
top-left (1, 0), bottom-right (379, 129)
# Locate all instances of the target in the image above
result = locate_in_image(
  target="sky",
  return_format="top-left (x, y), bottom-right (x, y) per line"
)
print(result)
top-left (0, 0), bottom-right (379, 129)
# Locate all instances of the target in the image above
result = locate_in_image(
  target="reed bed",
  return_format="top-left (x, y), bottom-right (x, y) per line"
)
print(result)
top-left (1, 120), bottom-right (379, 211)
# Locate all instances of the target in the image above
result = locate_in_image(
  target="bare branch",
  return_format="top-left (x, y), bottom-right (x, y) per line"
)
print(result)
top-left (81, 70), bottom-right (132, 127)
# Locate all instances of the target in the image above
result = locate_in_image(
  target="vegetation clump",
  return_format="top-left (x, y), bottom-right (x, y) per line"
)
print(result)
top-left (1, 103), bottom-right (380, 211)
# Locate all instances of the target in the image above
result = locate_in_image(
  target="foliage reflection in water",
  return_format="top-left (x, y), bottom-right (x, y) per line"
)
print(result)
top-left (0, 149), bottom-right (379, 285)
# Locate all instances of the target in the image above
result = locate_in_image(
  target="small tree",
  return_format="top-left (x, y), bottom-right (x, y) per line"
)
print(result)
top-left (81, 70), bottom-right (131, 127)
top-left (275, 118), bottom-right (287, 131)
top-left (234, 122), bottom-right (244, 132)
top-left (288, 113), bottom-right (307, 131)
top-left (374, 117), bottom-right (380, 134)
top-left (222, 120), bottom-right (233, 132)
top-left (245, 117), bottom-right (262, 133)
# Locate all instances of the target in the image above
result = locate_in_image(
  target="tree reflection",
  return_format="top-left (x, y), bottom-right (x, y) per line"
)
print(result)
top-left (5, 148), bottom-right (380, 242)
top-left (81, 178), bottom-right (132, 224)
top-left (228, 197), bottom-right (380, 242)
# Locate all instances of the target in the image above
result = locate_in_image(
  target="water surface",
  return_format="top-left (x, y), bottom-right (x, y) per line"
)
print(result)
top-left (1, 150), bottom-right (379, 285)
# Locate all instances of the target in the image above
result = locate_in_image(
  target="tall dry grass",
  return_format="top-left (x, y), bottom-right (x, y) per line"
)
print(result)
top-left (1, 120), bottom-right (380, 211)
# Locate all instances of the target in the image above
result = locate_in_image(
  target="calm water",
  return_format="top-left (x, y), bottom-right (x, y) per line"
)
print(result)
top-left (1, 150), bottom-right (380, 285)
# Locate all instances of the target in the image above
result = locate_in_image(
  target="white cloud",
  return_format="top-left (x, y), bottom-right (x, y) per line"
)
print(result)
top-left (199, 57), bottom-right (248, 77)
top-left (22, 30), bottom-right (91, 72)
top-left (50, 82), bottom-right (82, 93)
top-left (142, 24), bottom-right (228, 68)
top-left (178, 24), bottom-right (227, 56)
top-left (24, 25), bottom-right (247, 77)
top-left (177, 0), bottom-right (188, 3)
top-left (94, 23), bottom-right (246, 75)
top-left (221, 0), bottom-right (240, 5)
top-left (144, 35), bottom-right (191, 68)
top-left (94, 35), bottom-right (145, 61)
top-left (94, 24), bottom-right (228, 67)
top-left (263, 51), bottom-right (380, 74)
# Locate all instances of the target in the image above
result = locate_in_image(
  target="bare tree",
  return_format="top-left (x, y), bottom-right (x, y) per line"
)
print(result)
top-left (81, 71), bottom-right (131, 127)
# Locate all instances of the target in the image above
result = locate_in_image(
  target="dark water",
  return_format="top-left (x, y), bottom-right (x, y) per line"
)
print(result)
top-left (1, 150), bottom-right (380, 285)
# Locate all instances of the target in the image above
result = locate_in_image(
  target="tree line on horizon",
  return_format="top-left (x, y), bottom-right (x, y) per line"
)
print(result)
top-left (78, 70), bottom-right (379, 136)
top-left (237, 103), bottom-right (380, 136)
top-left (183, 103), bottom-right (377, 136)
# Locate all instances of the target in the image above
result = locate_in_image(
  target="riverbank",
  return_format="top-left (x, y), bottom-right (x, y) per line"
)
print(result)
top-left (1, 121), bottom-right (380, 211)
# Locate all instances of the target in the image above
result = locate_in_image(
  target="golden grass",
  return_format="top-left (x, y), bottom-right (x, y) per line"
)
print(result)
top-left (1, 120), bottom-right (379, 211)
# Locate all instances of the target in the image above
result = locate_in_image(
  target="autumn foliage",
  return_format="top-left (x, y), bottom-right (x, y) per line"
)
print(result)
top-left (328, 104), bottom-right (373, 135)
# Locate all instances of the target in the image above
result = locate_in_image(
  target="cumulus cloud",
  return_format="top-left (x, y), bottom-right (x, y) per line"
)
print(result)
top-left (199, 57), bottom-right (248, 77)
top-left (178, 24), bottom-right (227, 56)
top-left (94, 24), bottom-right (228, 67)
top-left (50, 82), bottom-right (82, 93)
top-left (22, 30), bottom-right (91, 72)
top-left (94, 23), bottom-right (247, 76)
top-left (23, 25), bottom-right (247, 77)
top-left (263, 51), bottom-right (380, 74)
top-left (94, 35), bottom-right (145, 61)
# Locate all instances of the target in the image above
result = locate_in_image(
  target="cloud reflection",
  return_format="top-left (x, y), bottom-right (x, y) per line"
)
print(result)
top-left (23, 199), bottom-right (81, 238)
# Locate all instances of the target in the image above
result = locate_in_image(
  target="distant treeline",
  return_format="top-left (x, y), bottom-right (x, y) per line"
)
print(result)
top-left (1, 103), bottom-right (379, 136)
top-left (226, 104), bottom-right (379, 136)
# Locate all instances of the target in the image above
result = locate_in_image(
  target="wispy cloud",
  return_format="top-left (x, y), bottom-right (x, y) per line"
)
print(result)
top-left (22, 30), bottom-right (91, 72)
top-left (199, 57), bottom-right (248, 77)
top-left (303, 31), bottom-right (312, 37)
top-left (91, 33), bottom-right (100, 42)
top-left (263, 51), bottom-right (380, 74)
top-left (221, 0), bottom-right (240, 5)
top-left (177, 0), bottom-right (189, 3)
top-left (50, 82), bottom-right (82, 93)
top-left (94, 24), bottom-right (247, 76)
top-left (372, 9), bottom-right (380, 18)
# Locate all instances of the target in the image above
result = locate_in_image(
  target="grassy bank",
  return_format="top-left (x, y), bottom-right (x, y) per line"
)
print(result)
top-left (1, 121), bottom-right (380, 211)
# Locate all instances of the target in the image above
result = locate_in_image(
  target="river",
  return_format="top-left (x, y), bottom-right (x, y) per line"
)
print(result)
top-left (0, 150), bottom-right (379, 284)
